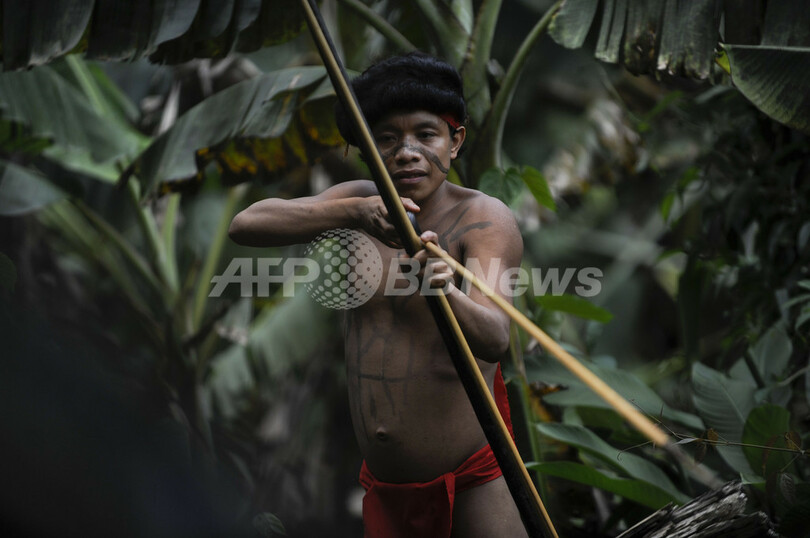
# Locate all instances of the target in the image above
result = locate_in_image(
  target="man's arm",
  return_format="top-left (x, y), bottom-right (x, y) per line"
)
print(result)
top-left (228, 180), bottom-right (420, 247)
top-left (415, 196), bottom-right (523, 362)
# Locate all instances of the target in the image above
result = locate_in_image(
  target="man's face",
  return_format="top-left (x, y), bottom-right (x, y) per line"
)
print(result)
top-left (372, 110), bottom-right (465, 202)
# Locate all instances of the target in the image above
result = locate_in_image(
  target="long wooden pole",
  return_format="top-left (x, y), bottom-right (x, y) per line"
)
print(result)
top-left (298, 1), bottom-right (558, 536)
top-left (424, 243), bottom-right (670, 445)
top-left (424, 242), bottom-right (724, 489)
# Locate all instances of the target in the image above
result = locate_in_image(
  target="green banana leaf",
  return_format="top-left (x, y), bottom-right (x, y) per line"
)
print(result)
top-left (536, 422), bottom-right (690, 505)
top-left (548, 0), bottom-right (810, 132)
top-left (535, 294), bottom-right (613, 323)
top-left (729, 322), bottom-right (793, 387)
top-left (548, 0), bottom-right (599, 50)
top-left (1, 0), bottom-right (93, 69)
top-left (0, 61), bottom-right (142, 166)
top-left (721, 45), bottom-right (810, 133)
top-left (0, 0), bottom-right (308, 70)
top-left (691, 362), bottom-right (756, 474)
top-left (550, 0), bottom-right (718, 78)
top-left (0, 160), bottom-right (67, 216)
top-left (527, 461), bottom-right (681, 510)
top-left (742, 404), bottom-right (796, 479)
top-left (527, 353), bottom-right (704, 430)
top-left (119, 66), bottom-right (338, 196)
top-left (411, 0), bottom-right (472, 66)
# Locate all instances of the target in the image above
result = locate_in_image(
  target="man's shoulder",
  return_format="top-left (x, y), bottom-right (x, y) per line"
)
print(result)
top-left (445, 184), bottom-right (522, 256)
top-left (448, 184), bottom-right (516, 223)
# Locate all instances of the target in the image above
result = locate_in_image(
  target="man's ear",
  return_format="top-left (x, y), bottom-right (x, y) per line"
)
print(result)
top-left (450, 126), bottom-right (466, 159)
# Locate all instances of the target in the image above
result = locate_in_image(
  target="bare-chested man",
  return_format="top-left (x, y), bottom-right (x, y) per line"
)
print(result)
top-left (229, 52), bottom-right (527, 537)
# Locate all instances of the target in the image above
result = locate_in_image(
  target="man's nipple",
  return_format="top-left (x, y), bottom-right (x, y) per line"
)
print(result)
top-left (375, 427), bottom-right (389, 442)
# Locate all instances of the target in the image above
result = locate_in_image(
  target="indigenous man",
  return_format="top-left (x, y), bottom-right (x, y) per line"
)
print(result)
top-left (229, 52), bottom-right (527, 537)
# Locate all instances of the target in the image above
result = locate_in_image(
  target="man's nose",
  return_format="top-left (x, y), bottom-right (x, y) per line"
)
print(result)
top-left (394, 141), bottom-right (421, 162)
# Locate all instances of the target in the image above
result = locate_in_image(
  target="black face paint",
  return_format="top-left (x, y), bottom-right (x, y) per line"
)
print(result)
top-left (424, 149), bottom-right (450, 175)
top-left (381, 143), bottom-right (450, 174)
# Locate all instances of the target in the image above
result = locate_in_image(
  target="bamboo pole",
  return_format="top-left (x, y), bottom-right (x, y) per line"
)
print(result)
top-left (424, 241), bottom-right (724, 489)
top-left (424, 242), bottom-right (670, 446)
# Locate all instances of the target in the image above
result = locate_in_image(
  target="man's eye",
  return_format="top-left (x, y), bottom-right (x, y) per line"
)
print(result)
top-left (418, 132), bottom-right (436, 140)
top-left (377, 135), bottom-right (396, 144)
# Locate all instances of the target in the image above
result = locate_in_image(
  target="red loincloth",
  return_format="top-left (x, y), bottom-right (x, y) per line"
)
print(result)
top-left (358, 364), bottom-right (514, 538)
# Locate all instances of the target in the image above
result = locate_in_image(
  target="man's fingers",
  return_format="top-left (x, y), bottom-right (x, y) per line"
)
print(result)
top-left (411, 250), bottom-right (428, 264)
top-left (420, 230), bottom-right (439, 245)
top-left (401, 197), bottom-right (420, 213)
top-left (427, 262), bottom-right (454, 289)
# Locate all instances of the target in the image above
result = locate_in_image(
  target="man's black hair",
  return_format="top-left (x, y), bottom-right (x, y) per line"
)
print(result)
top-left (334, 52), bottom-right (467, 147)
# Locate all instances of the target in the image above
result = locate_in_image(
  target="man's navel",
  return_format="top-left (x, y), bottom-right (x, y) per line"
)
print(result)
top-left (374, 426), bottom-right (390, 443)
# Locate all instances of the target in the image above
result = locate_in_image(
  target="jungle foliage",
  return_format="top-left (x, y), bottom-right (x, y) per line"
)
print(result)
top-left (1, 1), bottom-right (809, 536)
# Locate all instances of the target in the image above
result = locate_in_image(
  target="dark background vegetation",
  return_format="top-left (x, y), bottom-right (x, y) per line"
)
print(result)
top-left (1, 1), bottom-right (808, 536)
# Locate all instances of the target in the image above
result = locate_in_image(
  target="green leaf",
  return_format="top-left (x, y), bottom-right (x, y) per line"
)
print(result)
top-left (41, 146), bottom-right (122, 183)
top-left (656, 0), bottom-right (716, 78)
top-left (723, 45), bottom-right (810, 133)
top-left (536, 422), bottom-right (690, 504)
top-left (748, 322), bottom-right (792, 384)
top-left (411, 0), bottom-right (471, 66)
top-left (520, 166), bottom-right (556, 212)
top-left (123, 66), bottom-right (328, 195)
top-left (798, 224), bottom-right (810, 251)
top-left (742, 404), bottom-right (795, 478)
top-left (56, 56), bottom-right (144, 134)
top-left (89, 0), bottom-right (218, 62)
top-left (526, 355), bottom-right (704, 430)
top-left (253, 512), bottom-right (287, 536)
top-left (195, 0), bottom-right (238, 40)
top-left (552, 0), bottom-right (717, 77)
top-left (691, 362), bottom-right (756, 474)
top-left (622, 0), bottom-right (665, 76)
top-left (477, 167), bottom-right (523, 207)
top-left (0, 120), bottom-right (51, 156)
top-left (527, 461), bottom-right (682, 510)
top-left (86, 1), bottom-right (201, 61)
top-left (715, 48), bottom-right (731, 75)
top-left (660, 191), bottom-right (675, 222)
top-left (535, 293), bottom-right (613, 323)
top-left (797, 307), bottom-right (810, 331)
top-left (546, 0), bottom-right (810, 98)
top-left (549, 0), bottom-right (599, 49)
top-left (760, 2), bottom-right (810, 47)
top-left (152, 0), bottom-right (255, 63)
top-left (0, 61), bottom-right (142, 165)
top-left (149, 0), bottom-right (204, 48)
top-left (0, 160), bottom-right (67, 216)
top-left (235, 0), bottom-right (307, 53)
top-left (0, 1), bottom-right (315, 68)
top-left (36, 200), bottom-right (157, 319)
top-left (595, 0), bottom-right (627, 64)
top-left (1, 0), bottom-right (93, 70)
top-left (730, 322), bottom-right (794, 388)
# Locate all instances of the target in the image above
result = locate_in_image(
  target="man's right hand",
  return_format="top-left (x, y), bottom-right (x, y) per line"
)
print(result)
top-left (355, 195), bottom-right (420, 248)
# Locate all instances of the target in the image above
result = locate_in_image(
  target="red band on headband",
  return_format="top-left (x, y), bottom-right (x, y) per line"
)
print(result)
top-left (439, 113), bottom-right (462, 131)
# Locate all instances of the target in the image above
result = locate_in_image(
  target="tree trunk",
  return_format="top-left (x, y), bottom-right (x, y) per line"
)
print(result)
top-left (617, 482), bottom-right (778, 538)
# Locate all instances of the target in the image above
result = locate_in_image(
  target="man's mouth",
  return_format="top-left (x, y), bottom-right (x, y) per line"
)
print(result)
top-left (393, 170), bottom-right (427, 184)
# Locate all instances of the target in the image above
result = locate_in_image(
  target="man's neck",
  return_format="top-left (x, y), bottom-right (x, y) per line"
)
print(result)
top-left (415, 180), bottom-right (450, 215)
